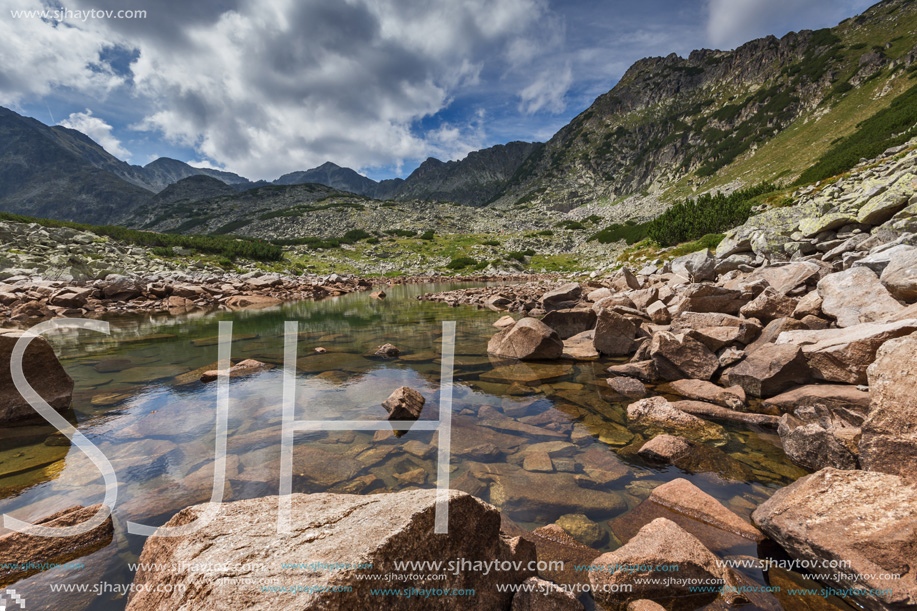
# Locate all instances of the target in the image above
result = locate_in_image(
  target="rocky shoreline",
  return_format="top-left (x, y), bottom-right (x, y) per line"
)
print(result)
top-left (415, 222), bottom-right (917, 608)
top-left (0, 268), bottom-right (563, 323)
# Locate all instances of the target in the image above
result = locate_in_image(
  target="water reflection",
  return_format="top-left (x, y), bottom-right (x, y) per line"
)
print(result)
top-left (1, 283), bottom-right (807, 610)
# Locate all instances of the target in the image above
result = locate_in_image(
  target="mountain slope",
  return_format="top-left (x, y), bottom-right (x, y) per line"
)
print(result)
top-left (273, 161), bottom-right (385, 196)
top-left (394, 141), bottom-right (540, 206)
top-left (141, 157), bottom-right (253, 191)
top-left (497, 0), bottom-right (917, 211)
top-left (0, 107), bottom-right (155, 223)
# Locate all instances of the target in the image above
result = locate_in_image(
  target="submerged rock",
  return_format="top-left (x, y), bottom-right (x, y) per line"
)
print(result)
top-left (606, 376), bottom-right (648, 399)
top-left (199, 358), bottom-right (273, 383)
top-left (626, 396), bottom-right (726, 445)
top-left (637, 434), bottom-right (692, 463)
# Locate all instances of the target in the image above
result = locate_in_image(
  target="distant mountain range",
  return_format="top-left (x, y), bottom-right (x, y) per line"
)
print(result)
top-left (0, 104), bottom-right (541, 223)
top-left (2, 0), bottom-right (915, 227)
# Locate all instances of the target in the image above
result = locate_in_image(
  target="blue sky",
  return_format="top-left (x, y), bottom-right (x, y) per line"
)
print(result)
top-left (0, 0), bottom-right (876, 182)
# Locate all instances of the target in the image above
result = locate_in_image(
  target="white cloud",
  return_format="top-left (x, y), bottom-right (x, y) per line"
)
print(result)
top-left (59, 108), bottom-right (132, 159)
top-left (0, 0), bottom-right (126, 106)
top-left (519, 64), bottom-right (573, 114)
top-left (122, 0), bottom-right (555, 178)
top-left (706, 0), bottom-right (875, 49)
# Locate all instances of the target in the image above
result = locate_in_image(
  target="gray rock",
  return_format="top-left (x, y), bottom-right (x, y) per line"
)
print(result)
top-left (852, 243), bottom-right (915, 274)
top-left (818, 267), bottom-right (903, 327)
top-left (879, 246), bottom-right (917, 302)
top-left (671, 250), bottom-right (716, 282)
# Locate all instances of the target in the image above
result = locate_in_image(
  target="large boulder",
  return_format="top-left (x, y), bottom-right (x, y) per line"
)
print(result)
top-left (860, 332), bottom-right (917, 480)
top-left (775, 319), bottom-right (917, 384)
top-left (593, 309), bottom-right (637, 356)
top-left (671, 249), bottom-right (716, 282)
top-left (753, 468), bottom-right (917, 611)
top-left (763, 384), bottom-right (871, 425)
top-left (678, 285), bottom-right (746, 315)
top-left (880, 246), bottom-right (917, 302)
top-left (588, 518), bottom-right (739, 611)
top-left (853, 243), bottom-right (915, 275)
top-left (739, 287), bottom-right (798, 323)
top-left (48, 286), bottom-right (92, 308)
top-left (777, 410), bottom-right (860, 471)
top-left (818, 267), bottom-right (904, 327)
top-left (626, 396), bottom-right (726, 444)
top-left (488, 318), bottom-right (564, 360)
top-left (720, 343), bottom-right (810, 397)
top-left (127, 490), bottom-right (536, 611)
top-left (101, 274), bottom-right (141, 300)
top-left (670, 312), bottom-right (761, 346)
top-left (649, 332), bottom-right (719, 381)
top-left (855, 172), bottom-right (915, 225)
top-left (0, 504), bottom-right (114, 586)
top-left (747, 261), bottom-right (823, 295)
top-left (662, 379), bottom-right (745, 409)
top-left (541, 309), bottom-right (597, 340)
top-left (541, 283), bottom-right (582, 311)
top-left (0, 330), bottom-right (74, 424)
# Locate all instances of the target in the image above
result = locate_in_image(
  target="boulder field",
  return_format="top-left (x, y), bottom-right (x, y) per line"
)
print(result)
top-left (419, 221), bottom-right (917, 609)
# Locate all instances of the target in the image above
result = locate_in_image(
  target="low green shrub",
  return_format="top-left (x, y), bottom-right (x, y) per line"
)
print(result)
top-left (446, 256), bottom-right (477, 270)
top-left (646, 182), bottom-right (776, 246)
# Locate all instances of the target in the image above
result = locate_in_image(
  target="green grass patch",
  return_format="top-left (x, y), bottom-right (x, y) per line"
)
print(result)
top-left (796, 81), bottom-right (917, 185)
top-left (667, 233), bottom-right (726, 257)
top-left (589, 220), bottom-right (651, 245)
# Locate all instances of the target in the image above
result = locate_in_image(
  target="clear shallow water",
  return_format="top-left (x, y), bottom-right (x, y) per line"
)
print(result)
top-left (0, 282), bottom-right (817, 610)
